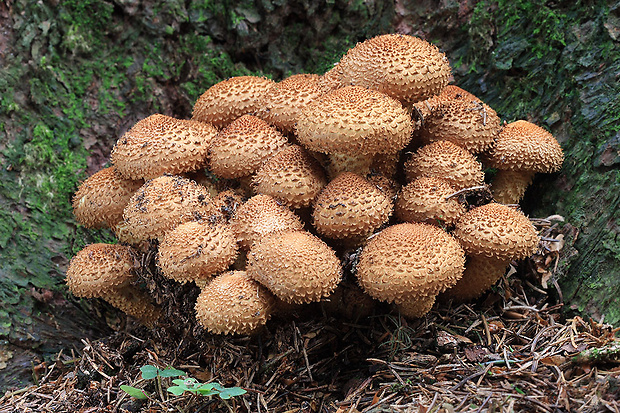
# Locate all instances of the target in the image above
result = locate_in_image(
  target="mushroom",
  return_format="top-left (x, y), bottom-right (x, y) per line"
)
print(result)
top-left (122, 175), bottom-right (219, 242)
top-left (72, 166), bottom-right (143, 229)
top-left (444, 203), bottom-right (539, 301)
top-left (111, 114), bottom-right (218, 180)
top-left (191, 76), bottom-right (276, 129)
top-left (195, 271), bottom-right (276, 335)
top-left (253, 145), bottom-right (327, 209)
top-left (312, 172), bottom-right (393, 243)
top-left (247, 230), bottom-right (342, 304)
top-left (229, 194), bottom-right (304, 250)
top-left (157, 221), bottom-right (239, 284)
top-left (484, 120), bottom-right (564, 204)
top-left (208, 114), bottom-right (288, 179)
top-left (404, 140), bottom-right (484, 190)
top-left (355, 223), bottom-right (465, 318)
top-left (319, 34), bottom-right (452, 105)
top-left (66, 243), bottom-right (160, 325)
top-left (395, 176), bottom-right (466, 226)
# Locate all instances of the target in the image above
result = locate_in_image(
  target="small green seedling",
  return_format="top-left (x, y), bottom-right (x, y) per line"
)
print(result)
top-left (120, 365), bottom-right (246, 401)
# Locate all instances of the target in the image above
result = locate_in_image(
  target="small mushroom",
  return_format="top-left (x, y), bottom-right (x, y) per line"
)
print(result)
top-left (66, 243), bottom-right (160, 325)
top-left (192, 76), bottom-right (276, 129)
top-left (195, 271), bottom-right (276, 335)
top-left (247, 230), bottom-right (342, 304)
top-left (72, 166), bottom-right (143, 229)
top-left (111, 114), bottom-right (218, 180)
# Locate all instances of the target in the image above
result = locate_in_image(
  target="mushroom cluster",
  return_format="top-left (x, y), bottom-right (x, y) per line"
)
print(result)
top-left (67, 33), bottom-right (563, 334)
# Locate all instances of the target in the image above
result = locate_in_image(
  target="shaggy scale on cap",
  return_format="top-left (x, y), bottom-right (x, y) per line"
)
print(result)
top-left (312, 172), bottom-right (393, 241)
top-left (230, 194), bottom-right (304, 250)
top-left (111, 114), bottom-right (218, 180)
top-left (72, 166), bottom-right (143, 229)
top-left (157, 221), bottom-right (239, 284)
top-left (355, 223), bottom-right (465, 315)
top-left (209, 114), bottom-right (288, 179)
top-left (192, 76), bottom-right (276, 129)
top-left (122, 175), bottom-right (219, 242)
top-left (253, 145), bottom-right (327, 209)
top-left (195, 271), bottom-right (276, 335)
top-left (247, 230), bottom-right (342, 304)
top-left (404, 140), bottom-right (484, 190)
top-left (443, 255), bottom-right (511, 302)
top-left (296, 86), bottom-right (414, 156)
top-left (257, 73), bottom-right (323, 134)
top-left (395, 177), bottom-right (465, 226)
top-left (320, 34), bottom-right (452, 105)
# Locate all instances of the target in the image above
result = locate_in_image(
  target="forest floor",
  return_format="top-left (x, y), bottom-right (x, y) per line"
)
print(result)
top-left (1, 221), bottom-right (619, 413)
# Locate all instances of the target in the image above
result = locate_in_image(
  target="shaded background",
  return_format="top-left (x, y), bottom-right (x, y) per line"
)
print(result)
top-left (0, 0), bottom-right (618, 390)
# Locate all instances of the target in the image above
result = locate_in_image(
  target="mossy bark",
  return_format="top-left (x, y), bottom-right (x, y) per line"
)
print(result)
top-left (0, 0), bottom-right (618, 389)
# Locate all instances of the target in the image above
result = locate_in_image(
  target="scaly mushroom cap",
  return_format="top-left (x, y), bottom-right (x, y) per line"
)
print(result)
top-left (195, 271), bottom-right (276, 335)
top-left (356, 223), bottom-right (465, 304)
top-left (72, 167), bottom-right (143, 229)
top-left (320, 34), bottom-right (452, 105)
top-left (66, 243), bottom-right (138, 298)
top-left (453, 203), bottom-right (539, 261)
top-left (230, 194), bottom-right (304, 250)
top-left (257, 73), bottom-right (323, 134)
top-left (247, 230), bottom-right (342, 304)
top-left (395, 177), bottom-right (466, 226)
top-left (485, 120), bottom-right (564, 173)
top-left (111, 114), bottom-right (218, 180)
top-left (209, 115), bottom-right (288, 179)
top-left (443, 255), bottom-right (511, 302)
top-left (253, 145), bottom-right (327, 209)
top-left (122, 175), bottom-right (219, 242)
top-left (418, 99), bottom-right (501, 153)
top-left (404, 140), bottom-right (484, 190)
top-left (366, 173), bottom-right (401, 202)
top-left (192, 76), bottom-right (276, 129)
top-left (490, 169), bottom-right (534, 205)
top-left (325, 153), bottom-right (374, 180)
top-left (312, 172), bottom-right (393, 240)
top-left (395, 295), bottom-right (436, 319)
top-left (296, 86), bottom-right (414, 156)
top-left (157, 221), bottom-right (239, 284)
top-left (410, 85), bottom-right (483, 122)
top-left (210, 189), bottom-right (244, 221)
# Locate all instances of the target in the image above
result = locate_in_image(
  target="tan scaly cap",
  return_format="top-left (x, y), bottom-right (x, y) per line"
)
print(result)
top-left (247, 230), bottom-right (342, 304)
top-left (111, 114), bottom-right (218, 180)
top-left (192, 76), bottom-right (276, 129)
top-left (395, 177), bottom-right (466, 226)
top-left (72, 166), bottom-right (143, 229)
top-left (195, 271), bottom-right (276, 335)
top-left (209, 114), bottom-right (288, 179)
top-left (296, 86), bottom-right (414, 156)
top-left (442, 255), bottom-right (511, 302)
top-left (320, 34), bottom-right (452, 105)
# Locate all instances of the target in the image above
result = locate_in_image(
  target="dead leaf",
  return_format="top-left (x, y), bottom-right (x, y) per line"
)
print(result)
top-left (541, 355), bottom-right (567, 366)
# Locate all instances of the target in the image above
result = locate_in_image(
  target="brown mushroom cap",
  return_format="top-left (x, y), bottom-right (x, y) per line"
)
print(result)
top-left (195, 271), bottom-right (276, 335)
top-left (395, 177), bottom-right (466, 226)
top-left (247, 230), bottom-right (342, 304)
top-left (312, 172), bottom-right (393, 241)
top-left (453, 203), bottom-right (539, 261)
top-left (356, 223), bottom-right (465, 306)
top-left (230, 194), bottom-right (304, 250)
top-left (296, 86), bottom-right (414, 156)
top-left (72, 166), bottom-right (143, 229)
top-left (191, 76), bottom-right (276, 129)
top-left (490, 169), bottom-right (534, 205)
top-left (253, 145), bottom-right (327, 209)
top-left (404, 140), bottom-right (484, 190)
top-left (157, 221), bottom-right (239, 283)
top-left (320, 34), bottom-right (452, 105)
top-left (442, 255), bottom-right (511, 302)
top-left (122, 175), bottom-right (219, 242)
top-left (209, 114), bottom-right (288, 179)
top-left (485, 120), bottom-right (564, 173)
top-left (257, 73), bottom-right (323, 134)
top-left (111, 114), bottom-right (218, 180)
top-left (395, 295), bottom-right (436, 319)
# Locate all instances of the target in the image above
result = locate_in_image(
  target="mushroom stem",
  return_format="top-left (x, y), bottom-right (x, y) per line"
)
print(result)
top-left (442, 255), bottom-right (510, 302)
top-left (491, 169), bottom-right (534, 204)
top-left (100, 284), bottom-right (161, 327)
top-left (395, 295), bottom-right (436, 319)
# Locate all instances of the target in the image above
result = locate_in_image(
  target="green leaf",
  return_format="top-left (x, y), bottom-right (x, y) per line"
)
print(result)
top-left (172, 378), bottom-right (189, 386)
top-left (159, 367), bottom-right (186, 378)
top-left (140, 365), bottom-right (160, 380)
top-left (218, 387), bottom-right (247, 399)
top-left (196, 388), bottom-right (219, 396)
top-left (167, 385), bottom-right (186, 396)
top-left (120, 385), bottom-right (148, 399)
